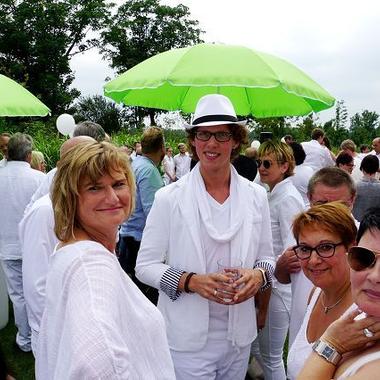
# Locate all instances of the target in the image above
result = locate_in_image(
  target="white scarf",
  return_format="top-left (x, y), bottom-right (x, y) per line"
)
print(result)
top-left (192, 163), bottom-right (244, 243)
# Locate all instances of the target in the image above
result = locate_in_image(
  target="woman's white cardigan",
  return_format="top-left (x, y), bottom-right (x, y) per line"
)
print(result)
top-left (136, 169), bottom-right (275, 352)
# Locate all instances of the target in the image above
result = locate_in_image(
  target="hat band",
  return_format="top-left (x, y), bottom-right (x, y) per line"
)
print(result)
top-left (192, 114), bottom-right (238, 125)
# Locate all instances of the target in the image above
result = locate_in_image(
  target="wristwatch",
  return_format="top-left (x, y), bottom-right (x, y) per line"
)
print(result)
top-left (312, 339), bottom-right (342, 366)
top-left (255, 267), bottom-right (268, 288)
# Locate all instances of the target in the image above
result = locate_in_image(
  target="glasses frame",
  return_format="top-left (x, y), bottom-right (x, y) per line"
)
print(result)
top-left (347, 246), bottom-right (380, 271)
top-left (194, 130), bottom-right (233, 143)
top-left (293, 242), bottom-right (344, 260)
top-left (256, 159), bottom-right (274, 169)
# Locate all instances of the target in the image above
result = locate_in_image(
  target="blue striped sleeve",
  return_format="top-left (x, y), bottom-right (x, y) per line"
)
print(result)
top-left (160, 267), bottom-right (185, 301)
top-left (254, 260), bottom-right (274, 292)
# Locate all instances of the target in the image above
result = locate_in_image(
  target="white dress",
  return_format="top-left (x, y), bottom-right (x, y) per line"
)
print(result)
top-left (36, 240), bottom-right (175, 380)
top-left (337, 351), bottom-right (380, 379)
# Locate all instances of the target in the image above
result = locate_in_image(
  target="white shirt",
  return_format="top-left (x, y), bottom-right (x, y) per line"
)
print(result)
top-left (174, 153), bottom-right (191, 179)
top-left (19, 194), bottom-right (58, 338)
top-left (291, 164), bottom-right (314, 207)
top-left (301, 140), bottom-right (335, 172)
top-left (351, 155), bottom-right (363, 183)
top-left (36, 240), bottom-right (175, 380)
top-left (162, 155), bottom-right (175, 184)
top-left (25, 167), bottom-right (57, 214)
top-left (0, 161), bottom-right (45, 260)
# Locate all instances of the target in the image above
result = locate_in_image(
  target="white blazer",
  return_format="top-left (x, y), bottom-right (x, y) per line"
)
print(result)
top-left (136, 170), bottom-right (274, 352)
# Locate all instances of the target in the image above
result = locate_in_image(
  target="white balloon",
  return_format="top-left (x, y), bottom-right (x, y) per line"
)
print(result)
top-left (56, 114), bottom-right (76, 136)
top-left (251, 140), bottom-right (260, 149)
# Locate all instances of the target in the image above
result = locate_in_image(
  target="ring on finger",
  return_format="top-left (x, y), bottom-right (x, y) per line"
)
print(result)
top-left (363, 327), bottom-right (374, 338)
top-left (213, 289), bottom-right (217, 297)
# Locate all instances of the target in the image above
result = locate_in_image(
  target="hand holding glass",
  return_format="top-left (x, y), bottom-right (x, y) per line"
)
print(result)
top-left (217, 259), bottom-right (242, 303)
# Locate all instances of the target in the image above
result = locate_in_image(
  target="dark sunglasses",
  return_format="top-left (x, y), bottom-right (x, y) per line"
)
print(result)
top-left (347, 246), bottom-right (380, 271)
top-left (256, 159), bottom-right (273, 169)
top-left (195, 131), bottom-right (232, 142)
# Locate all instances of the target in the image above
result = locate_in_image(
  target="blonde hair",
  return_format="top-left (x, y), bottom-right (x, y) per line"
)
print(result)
top-left (292, 201), bottom-right (357, 248)
top-left (52, 141), bottom-right (135, 242)
top-left (258, 140), bottom-right (295, 178)
top-left (30, 150), bottom-right (45, 171)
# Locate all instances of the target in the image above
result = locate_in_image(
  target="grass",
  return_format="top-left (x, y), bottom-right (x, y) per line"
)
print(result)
top-left (0, 302), bottom-right (35, 380)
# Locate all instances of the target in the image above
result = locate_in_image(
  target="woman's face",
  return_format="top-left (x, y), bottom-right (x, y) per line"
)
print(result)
top-left (166, 148), bottom-right (173, 157)
top-left (191, 125), bottom-right (237, 173)
top-left (76, 170), bottom-right (132, 235)
top-left (258, 152), bottom-right (289, 190)
top-left (298, 225), bottom-right (351, 290)
top-left (351, 228), bottom-right (380, 316)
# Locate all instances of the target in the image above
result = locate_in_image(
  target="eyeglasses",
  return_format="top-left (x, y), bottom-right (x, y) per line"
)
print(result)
top-left (195, 131), bottom-right (232, 142)
top-left (293, 242), bottom-right (344, 260)
top-left (347, 246), bottom-right (380, 271)
top-left (256, 159), bottom-right (273, 169)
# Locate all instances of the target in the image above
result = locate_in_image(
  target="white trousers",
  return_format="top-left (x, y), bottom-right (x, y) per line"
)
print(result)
top-left (1, 259), bottom-right (31, 351)
top-left (251, 286), bottom-right (291, 380)
top-left (171, 338), bottom-right (250, 380)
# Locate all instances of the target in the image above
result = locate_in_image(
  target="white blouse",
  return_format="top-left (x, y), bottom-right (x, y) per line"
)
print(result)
top-left (36, 240), bottom-right (175, 380)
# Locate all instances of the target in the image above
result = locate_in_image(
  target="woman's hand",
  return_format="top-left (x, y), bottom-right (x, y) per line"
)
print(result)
top-left (321, 308), bottom-right (380, 354)
top-left (188, 273), bottom-right (238, 304)
top-left (231, 268), bottom-right (264, 304)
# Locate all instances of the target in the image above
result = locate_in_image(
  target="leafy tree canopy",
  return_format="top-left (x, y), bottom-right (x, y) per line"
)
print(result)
top-left (101, 0), bottom-right (204, 73)
top-left (0, 0), bottom-right (112, 114)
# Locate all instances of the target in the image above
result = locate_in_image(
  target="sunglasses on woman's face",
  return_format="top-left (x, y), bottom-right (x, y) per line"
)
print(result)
top-left (347, 246), bottom-right (380, 271)
top-left (256, 159), bottom-right (273, 169)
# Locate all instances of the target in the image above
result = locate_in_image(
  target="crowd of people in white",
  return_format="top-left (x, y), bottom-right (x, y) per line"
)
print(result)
top-left (0, 94), bottom-right (380, 379)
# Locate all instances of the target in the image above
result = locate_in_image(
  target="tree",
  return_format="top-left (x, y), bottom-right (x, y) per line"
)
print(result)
top-left (100, 0), bottom-right (203, 124)
top-left (349, 110), bottom-right (380, 145)
top-left (0, 0), bottom-right (112, 114)
top-left (73, 95), bottom-right (129, 133)
top-left (334, 100), bottom-right (348, 130)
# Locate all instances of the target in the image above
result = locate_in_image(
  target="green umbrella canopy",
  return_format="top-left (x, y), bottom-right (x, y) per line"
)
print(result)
top-left (0, 74), bottom-right (50, 117)
top-left (104, 43), bottom-right (335, 118)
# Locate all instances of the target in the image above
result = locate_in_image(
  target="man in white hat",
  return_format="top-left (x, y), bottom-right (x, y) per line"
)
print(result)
top-left (136, 94), bottom-right (275, 379)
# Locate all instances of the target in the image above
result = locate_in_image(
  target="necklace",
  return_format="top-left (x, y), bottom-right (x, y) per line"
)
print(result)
top-left (321, 284), bottom-right (351, 314)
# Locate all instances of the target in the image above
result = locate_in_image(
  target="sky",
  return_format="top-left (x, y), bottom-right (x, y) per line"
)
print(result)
top-left (70, 0), bottom-right (380, 123)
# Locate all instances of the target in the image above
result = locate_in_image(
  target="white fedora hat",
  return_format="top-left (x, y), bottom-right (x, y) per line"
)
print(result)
top-left (185, 94), bottom-right (247, 129)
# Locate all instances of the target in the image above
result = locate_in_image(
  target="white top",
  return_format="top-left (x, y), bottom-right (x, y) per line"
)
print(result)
top-left (288, 289), bottom-right (356, 380)
top-left (337, 351), bottom-right (380, 379)
top-left (351, 155), bottom-right (363, 183)
top-left (136, 165), bottom-right (275, 351)
top-left (36, 240), bottom-right (175, 380)
top-left (0, 161), bottom-right (45, 260)
top-left (287, 287), bottom-right (321, 380)
top-left (203, 194), bottom-right (230, 340)
top-left (0, 158), bottom-right (6, 168)
top-left (162, 155), bottom-right (175, 184)
top-left (289, 271), bottom-right (313, 347)
top-left (301, 140), bottom-right (335, 172)
top-left (268, 178), bottom-right (305, 260)
top-left (25, 167), bottom-right (57, 214)
top-left (19, 194), bottom-right (58, 335)
top-left (291, 164), bottom-right (314, 207)
top-left (174, 153), bottom-right (191, 179)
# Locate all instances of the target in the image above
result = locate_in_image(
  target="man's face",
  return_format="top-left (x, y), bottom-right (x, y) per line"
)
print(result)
top-left (0, 136), bottom-right (9, 158)
top-left (309, 183), bottom-right (355, 209)
top-left (372, 139), bottom-right (380, 154)
top-left (179, 145), bottom-right (186, 154)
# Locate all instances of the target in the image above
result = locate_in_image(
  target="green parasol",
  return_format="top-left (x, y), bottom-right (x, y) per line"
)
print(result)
top-left (0, 74), bottom-right (50, 117)
top-left (104, 43), bottom-right (335, 118)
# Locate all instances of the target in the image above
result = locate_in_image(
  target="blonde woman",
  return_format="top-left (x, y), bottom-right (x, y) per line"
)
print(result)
top-left (251, 140), bottom-right (305, 380)
top-left (36, 141), bottom-right (174, 379)
top-left (30, 151), bottom-right (46, 172)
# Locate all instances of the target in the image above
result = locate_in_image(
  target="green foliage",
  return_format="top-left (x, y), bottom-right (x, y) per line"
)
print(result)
top-left (73, 95), bottom-right (130, 134)
top-left (349, 110), bottom-right (380, 146)
top-left (101, 0), bottom-right (203, 73)
top-left (0, 0), bottom-right (113, 114)
top-left (100, 0), bottom-right (203, 125)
